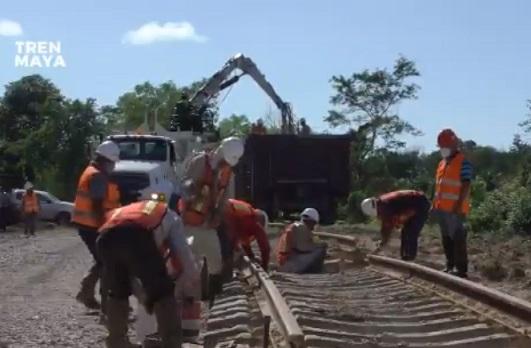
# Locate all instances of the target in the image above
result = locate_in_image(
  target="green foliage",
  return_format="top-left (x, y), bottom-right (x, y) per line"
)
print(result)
top-left (345, 190), bottom-right (370, 223)
top-left (218, 114), bottom-right (251, 138)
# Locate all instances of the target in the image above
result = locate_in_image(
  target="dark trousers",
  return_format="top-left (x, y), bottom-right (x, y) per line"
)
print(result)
top-left (435, 211), bottom-right (468, 275)
top-left (78, 228), bottom-right (105, 307)
top-left (96, 226), bottom-right (174, 313)
top-left (24, 213), bottom-right (37, 235)
top-left (0, 207), bottom-right (7, 231)
top-left (400, 198), bottom-right (431, 261)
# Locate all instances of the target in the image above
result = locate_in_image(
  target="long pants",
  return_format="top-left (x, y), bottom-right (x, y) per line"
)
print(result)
top-left (96, 226), bottom-right (175, 312)
top-left (78, 228), bottom-right (105, 306)
top-left (24, 213), bottom-right (37, 235)
top-left (278, 245), bottom-right (327, 274)
top-left (434, 210), bottom-right (468, 275)
top-left (400, 198), bottom-right (431, 261)
top-left (0, 207), bottom-right (7, 231)
top-left (184, 225), bottom-right (222, 275)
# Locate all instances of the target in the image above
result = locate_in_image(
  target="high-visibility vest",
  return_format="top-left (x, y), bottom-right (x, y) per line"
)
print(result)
top-left (224, 198), bottom-right (259, 246)
top-left (72, 165), bottom-right (121, 229)
top-left (22, 192), bottom-right (39, 214)
top-left (181, 300), bottom-right (201, 338)
top-left (433, 152), bottom-right (470, 215)
top-left (179, 154), bottom-right (232, 227)
top-left (275, 223), bottom-right (295, 266)
top-left (99, 200), bottom-right (183, 279)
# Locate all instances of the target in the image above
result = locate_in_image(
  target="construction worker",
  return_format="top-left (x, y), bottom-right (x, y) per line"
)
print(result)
top-left (218, 199), bottom-right (271, 278)
top-left (361, 190), bottom-right (431, 261)
top-left (299, 118), bottom-right (311, 136)
top-left (178, 136), bottom-right (244, 303)
top-left (0, 186), bottom-right (10, 232)
top-left (275, 208), bottom-right (327, 274)
top-left (251, 119), bottom-right (267, 135)
top-left (72, 140), bottom-right (121, 310)
top-left (21, 182), bottom-right (40, 237)
top-left (432, 129), bottom-right (473, 278)
top-left (97, 199), bottom-right (198, 348)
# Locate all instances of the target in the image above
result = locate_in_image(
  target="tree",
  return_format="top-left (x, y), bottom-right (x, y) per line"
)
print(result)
top-left (0, 75), bottom-right (62, 141)
top-left (218, 114), bottom-right (251, 138)
top-left (115, 79), bottom-right (218, 132)
top-left (325, 57), bottom-right (422, 187)
top-left (517, 99), bottom-right (531, 134)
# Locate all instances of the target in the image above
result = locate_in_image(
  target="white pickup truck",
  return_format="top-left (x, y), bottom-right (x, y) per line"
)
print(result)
top-left (109, 134), bottom-right (181, 206)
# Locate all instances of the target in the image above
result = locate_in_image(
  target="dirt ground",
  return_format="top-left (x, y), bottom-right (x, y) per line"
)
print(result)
top-left (1, 222), bottom-right (530, 348)
top-left (0, 224), bottom-right (107, 348)
top-left (319, 223), bottom-right (531, 302)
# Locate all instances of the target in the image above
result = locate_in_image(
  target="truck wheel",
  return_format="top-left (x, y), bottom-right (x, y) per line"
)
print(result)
top-left (200, 258), bottom-right (209, 301)
top-left (56, 212), bottom-right (71, 226)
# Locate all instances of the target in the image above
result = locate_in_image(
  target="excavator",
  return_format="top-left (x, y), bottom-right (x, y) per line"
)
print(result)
top-left (169, 53), bottom-right (296, 135)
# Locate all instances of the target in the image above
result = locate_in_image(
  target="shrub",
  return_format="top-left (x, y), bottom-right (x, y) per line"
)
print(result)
top-left (345, 190), bottom-right (369, 223)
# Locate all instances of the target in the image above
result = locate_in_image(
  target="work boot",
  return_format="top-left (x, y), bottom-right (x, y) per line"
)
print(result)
top-left (153, 296), bottom-right (182, 348)
top-left (105, 298), bottom-right (139, 348)
top-left (76, 265), bottom-right (101, 310)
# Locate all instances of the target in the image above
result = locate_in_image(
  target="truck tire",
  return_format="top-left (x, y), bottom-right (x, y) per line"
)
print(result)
top-left (56, 212), bottom-right (71, 226)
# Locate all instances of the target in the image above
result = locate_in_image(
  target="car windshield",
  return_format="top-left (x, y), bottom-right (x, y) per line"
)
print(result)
top-left (114, 139), bottom-right (167, 161)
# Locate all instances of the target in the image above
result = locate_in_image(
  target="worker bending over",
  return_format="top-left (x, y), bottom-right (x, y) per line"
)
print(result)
top-left (72, 141), bottom-right (121, 310)
top-left (179, 136), bottom-right (244, 302)
top-left (218, 199), bottom-right (271, 278)
top-left (97, 200), bottom-right (199, 348)
top-left (21, 182), bottom-right (40, 236)
top-left (432, 129), bottom-right (472, 278)
top-left (275, 208), bottom-right (327, 274)
top-left (361, 190), bottom-right (431, 261)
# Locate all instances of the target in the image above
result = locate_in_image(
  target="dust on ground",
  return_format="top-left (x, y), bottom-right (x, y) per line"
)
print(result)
top-left (318, 223), bottom-right (531, 302)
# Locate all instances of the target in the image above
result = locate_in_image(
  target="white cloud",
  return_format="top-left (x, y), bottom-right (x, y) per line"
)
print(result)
top-left (122, 21), bottom-right (207, 45)
top-left (0, 19), bottom-right (23, 36)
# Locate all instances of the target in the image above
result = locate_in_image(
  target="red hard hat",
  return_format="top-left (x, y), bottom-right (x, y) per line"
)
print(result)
top-left (437, 128), bottom-right (458, 147)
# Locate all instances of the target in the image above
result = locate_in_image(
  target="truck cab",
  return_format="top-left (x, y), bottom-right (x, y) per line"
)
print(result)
top-left (108, 135), bottom-right (180, 206)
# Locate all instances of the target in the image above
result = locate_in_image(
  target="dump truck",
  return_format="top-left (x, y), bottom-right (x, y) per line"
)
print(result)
top-left (234, 133), bottom-right (352, 225)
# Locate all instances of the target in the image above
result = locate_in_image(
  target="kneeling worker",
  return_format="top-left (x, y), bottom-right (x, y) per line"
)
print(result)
top-left (218, 199), bottom-right (271, 276)
top-left (361, 190), bottom-right (430, 261)
top-left (97, 199), bottom-right (199, 348)
top-left (275, 208), bottom-right (327, 273)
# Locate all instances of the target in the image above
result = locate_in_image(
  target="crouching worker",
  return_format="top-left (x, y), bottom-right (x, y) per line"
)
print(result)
top-left (97, 199), bottom-right (199, 348)
top-left (361, 190), bottom-right (431, 261)
top-left (275, 208), bottom-right (327, 274)
top-left (218, 199), bottom-right (271, 278)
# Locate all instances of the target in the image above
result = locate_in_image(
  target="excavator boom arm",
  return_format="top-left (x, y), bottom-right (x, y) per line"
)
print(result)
top-left (190, 53), bottom-right (295, 134)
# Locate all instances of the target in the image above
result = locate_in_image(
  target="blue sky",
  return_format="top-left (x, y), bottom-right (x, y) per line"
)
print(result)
top-left (1, 0), bottom-right (530, 151)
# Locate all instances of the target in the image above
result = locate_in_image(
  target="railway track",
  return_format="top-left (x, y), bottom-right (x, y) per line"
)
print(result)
top-left (204, 232), bottom-right (531, 348)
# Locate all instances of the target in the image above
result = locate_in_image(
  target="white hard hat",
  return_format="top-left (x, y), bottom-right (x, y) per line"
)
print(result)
top-left (361, 197), bottom-right (378, 217)
top-left (24, 182), bottom-right (34, 190)
top-left (220, 136), bottom-right (244, 166)
top-left (300, 208), bottom-right (319, 223)
top-left (95, 141), bottom-right (120, 162)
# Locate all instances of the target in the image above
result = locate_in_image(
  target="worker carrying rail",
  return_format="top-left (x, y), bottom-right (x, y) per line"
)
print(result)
top-left (361, 190), bottom-right (431, 261)
top-left (178, 136), bottom-right (244, 303)
top-left (275, 208), bottom-right (327, 273)
top-left (217, 198), bottom-right (271, 278)
top-left (97, 199), bottom-right (199, 348)
top-left (72, 141), bottom-right (121, 311)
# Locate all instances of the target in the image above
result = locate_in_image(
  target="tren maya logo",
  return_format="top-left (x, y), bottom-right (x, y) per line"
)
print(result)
top-left (15, 41), bottom-right (66, 68)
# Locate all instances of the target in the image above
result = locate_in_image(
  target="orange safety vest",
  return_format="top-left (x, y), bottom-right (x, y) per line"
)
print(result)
top-left (433, 152), bottom-right (470, 215)
top-left (22, 192), bottom-right (39, 214)
top-left (275, 224), bottom-right (294, 266)
top-left (99, 200), bottom-right (183, 279)
top-left (179, 154), bottom-right (232, 227)
top-left (72, 165), bottom-right (121, 229)
top-left (224, 198), bottom-right (259, 245)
